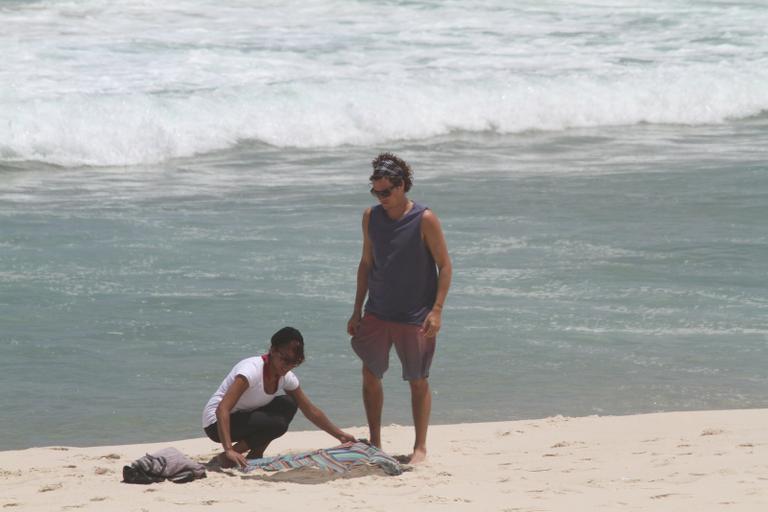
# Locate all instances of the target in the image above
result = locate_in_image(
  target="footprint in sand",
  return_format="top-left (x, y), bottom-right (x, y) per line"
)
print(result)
top-left (497, 430), bottom-right (525, 437)
top-left (701, 428), bottom-right (724, 436)
top-left (38, 483), bottom-right (63, 493)
top-left (418, 495), bottom-right (472, 504)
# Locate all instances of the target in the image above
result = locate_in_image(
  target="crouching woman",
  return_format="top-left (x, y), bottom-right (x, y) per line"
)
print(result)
top-left (202, 326), bottom-right (355, 468)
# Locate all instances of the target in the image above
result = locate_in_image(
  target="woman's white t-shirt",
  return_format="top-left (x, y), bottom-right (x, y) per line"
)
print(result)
top-left (202, 355), bottom-right (300, 429)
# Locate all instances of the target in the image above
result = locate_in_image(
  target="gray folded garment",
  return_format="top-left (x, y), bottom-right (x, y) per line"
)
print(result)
top-left (123, 447), bottom-right (206, 484)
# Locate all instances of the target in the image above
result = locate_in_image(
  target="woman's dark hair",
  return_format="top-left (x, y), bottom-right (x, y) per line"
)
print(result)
top-left (370, 152), bottom-right (413, 192)
top-left (270, 326), bottom-right (305, 364)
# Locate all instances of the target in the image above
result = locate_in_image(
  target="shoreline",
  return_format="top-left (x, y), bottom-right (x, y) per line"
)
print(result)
top-left (2, 409), bottom-right (766, 511)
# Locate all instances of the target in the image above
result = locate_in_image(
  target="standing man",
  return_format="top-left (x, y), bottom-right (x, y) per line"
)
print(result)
top-left (347, 152), bottom-right (452, 464)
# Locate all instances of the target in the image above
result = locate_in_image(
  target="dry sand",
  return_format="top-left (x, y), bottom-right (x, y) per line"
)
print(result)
top-left (1, 409), bottom-right (766, 511)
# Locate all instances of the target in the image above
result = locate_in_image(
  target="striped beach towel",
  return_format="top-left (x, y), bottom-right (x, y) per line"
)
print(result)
top-left (245, 441), bottom-right (403, 476)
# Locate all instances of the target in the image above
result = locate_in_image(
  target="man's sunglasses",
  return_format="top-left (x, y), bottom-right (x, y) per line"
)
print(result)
top-left (370, 185), bottom-right (397, 199)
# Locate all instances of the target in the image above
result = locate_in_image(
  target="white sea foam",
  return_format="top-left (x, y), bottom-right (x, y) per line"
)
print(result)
top-left (453, 236), bottom-right (529, 256)
top-left (563, 325), bottom-right (768, 336)
top-left (1, 0), bottom-right (767, 166)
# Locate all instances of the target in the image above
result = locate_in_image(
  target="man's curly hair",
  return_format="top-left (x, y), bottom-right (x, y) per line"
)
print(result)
top-left (370, 152), bottom-right (413, 192)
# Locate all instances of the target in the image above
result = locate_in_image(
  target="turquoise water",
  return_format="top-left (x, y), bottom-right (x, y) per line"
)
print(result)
top-left (1, 1), bottom-right (767, 450)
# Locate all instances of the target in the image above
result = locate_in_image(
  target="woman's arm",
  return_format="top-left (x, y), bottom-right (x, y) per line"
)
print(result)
top-left (286, 387), bottom-right (356, 443)
top-left (215, 375), bottom-right (250, 467)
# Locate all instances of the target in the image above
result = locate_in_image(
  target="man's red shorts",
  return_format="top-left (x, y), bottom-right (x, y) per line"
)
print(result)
top-left (351, 313), bottom-right (436, 381)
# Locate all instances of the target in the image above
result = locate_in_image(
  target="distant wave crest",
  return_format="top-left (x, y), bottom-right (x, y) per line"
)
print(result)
top-left (2, 64), bottom-right (767, 167)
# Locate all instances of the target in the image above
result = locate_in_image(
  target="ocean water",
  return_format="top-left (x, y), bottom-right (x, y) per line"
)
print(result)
top-left (1, 0), bottom-right (767, 451)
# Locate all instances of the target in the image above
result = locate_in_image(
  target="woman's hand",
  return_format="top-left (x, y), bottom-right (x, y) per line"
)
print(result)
top-left (223, 448), bottom-right (248, 468)
top-left (336, 431), bottom-right (357, 444)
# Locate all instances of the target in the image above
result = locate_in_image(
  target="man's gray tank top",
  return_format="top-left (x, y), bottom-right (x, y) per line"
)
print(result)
top-left (365, 202), bottom-right (438, 325)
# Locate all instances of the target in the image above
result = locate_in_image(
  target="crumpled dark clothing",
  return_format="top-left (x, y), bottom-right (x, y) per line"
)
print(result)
top-left (122, 447), bottom-right (206, 484)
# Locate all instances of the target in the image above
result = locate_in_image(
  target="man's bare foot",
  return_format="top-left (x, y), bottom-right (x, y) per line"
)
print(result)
top-left (407, 447), bottom-right (427, 464)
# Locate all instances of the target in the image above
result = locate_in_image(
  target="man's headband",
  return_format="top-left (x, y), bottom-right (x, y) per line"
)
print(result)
top-left (372, 159), bottom-right (404, 178)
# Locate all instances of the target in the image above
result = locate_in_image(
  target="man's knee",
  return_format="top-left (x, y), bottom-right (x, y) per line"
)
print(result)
top-left (362, 365), bottom-right (383, 384)
top-left (409, 378), bottom-right (429, 393)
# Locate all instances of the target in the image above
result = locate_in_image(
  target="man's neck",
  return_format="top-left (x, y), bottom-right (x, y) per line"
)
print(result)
top-left (385, 198), bottom-right (412, 220)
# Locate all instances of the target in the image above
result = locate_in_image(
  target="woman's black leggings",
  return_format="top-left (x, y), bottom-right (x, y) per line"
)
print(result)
top-left (204, 395), bottom-right (298, 452)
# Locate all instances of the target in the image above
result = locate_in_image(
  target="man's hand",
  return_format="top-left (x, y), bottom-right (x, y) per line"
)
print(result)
top-left (421, 309), bottom-right (442, 338)
top-left (347, 311), bottom-right (362, 336)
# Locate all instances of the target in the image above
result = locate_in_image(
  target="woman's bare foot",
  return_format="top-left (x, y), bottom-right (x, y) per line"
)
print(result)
top-left (245, 449), bottom-right (264, 459)
top-left (245, 440), bottom-right (269, 460)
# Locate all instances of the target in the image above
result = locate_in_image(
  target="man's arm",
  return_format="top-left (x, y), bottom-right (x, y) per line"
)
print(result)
top-left (421, 209), bottom-right (452, 337)
top-left (347, 208), bottom-right (373, 336)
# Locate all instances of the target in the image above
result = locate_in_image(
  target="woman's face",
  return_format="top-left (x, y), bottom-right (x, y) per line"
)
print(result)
top-left (269, 341), bottom-right (302, 376)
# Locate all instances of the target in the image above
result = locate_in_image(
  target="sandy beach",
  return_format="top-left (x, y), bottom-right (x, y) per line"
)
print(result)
top-left (2, 408), bottom-right (766, 511)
